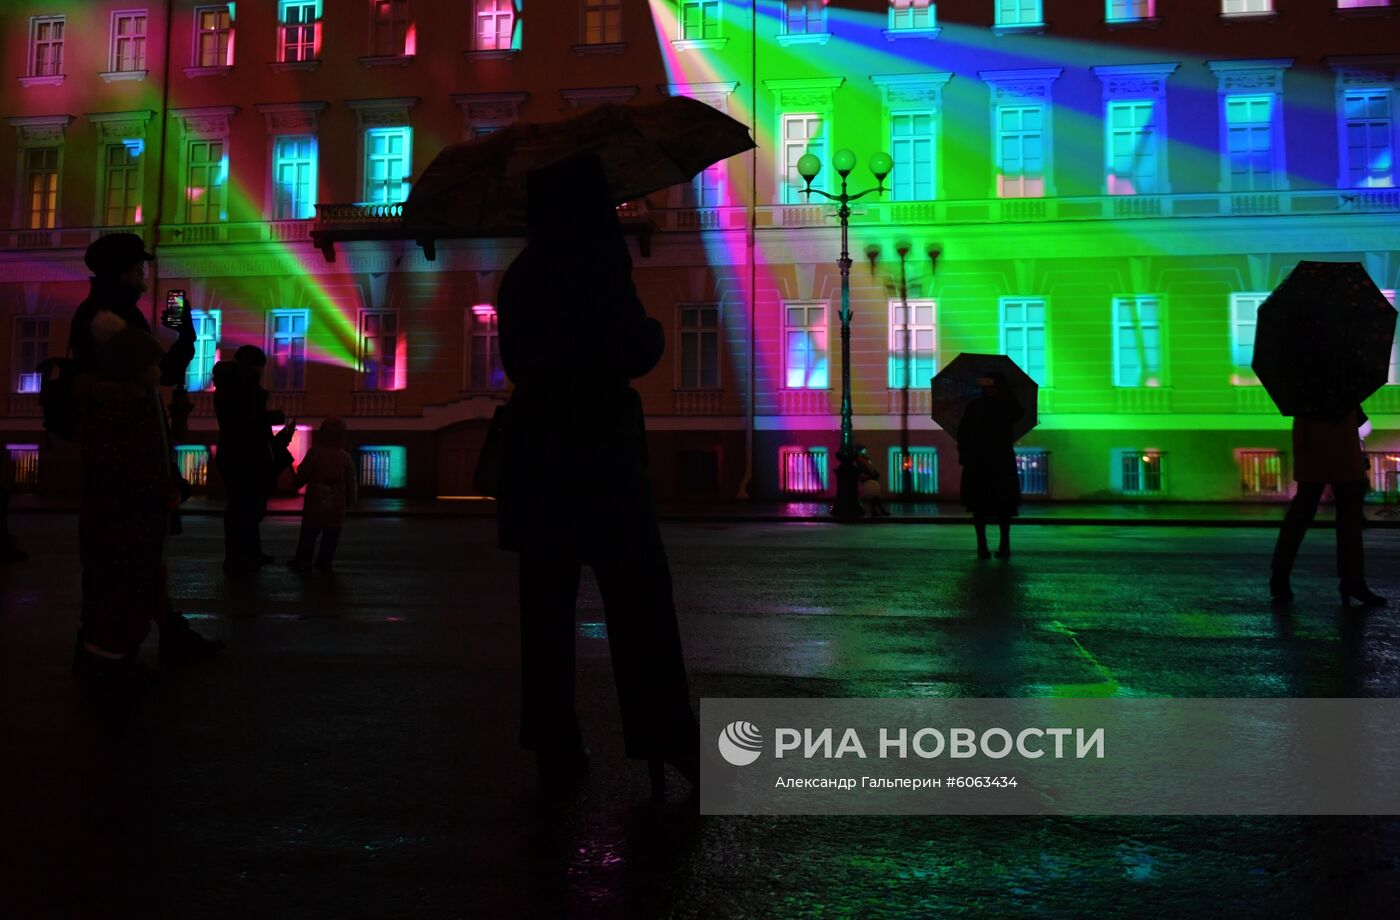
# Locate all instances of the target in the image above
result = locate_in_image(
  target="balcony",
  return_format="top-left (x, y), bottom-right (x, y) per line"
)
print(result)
top-left (6, 394), bottom-right (40, 417)
top-left (1234, 386), bottom-right (1276, 414)
top-left (672, 389), bottom-right (725, 415)
top-left (268, 392), bottom-right (305, 418)
top-left (1115, 387), bottom-right (1173, 414)
top-left (353, 391), bottom-right (398, 416)
top-left (158, 219), bottom-right (314, 247)
top-left (885, 388), bottom-right (931, 415)
top-left (779, 389), bottom-right (831, 415)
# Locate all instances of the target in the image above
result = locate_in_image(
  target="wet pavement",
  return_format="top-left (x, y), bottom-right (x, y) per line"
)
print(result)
top-left (2, 515), bottom-right (1398, 918)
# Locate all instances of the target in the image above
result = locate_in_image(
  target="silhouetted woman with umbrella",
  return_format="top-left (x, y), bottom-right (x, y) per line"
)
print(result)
top-left (956, 371), bottom-right (1025, 559)
top-left (495, 153), bottom-right (699, 798)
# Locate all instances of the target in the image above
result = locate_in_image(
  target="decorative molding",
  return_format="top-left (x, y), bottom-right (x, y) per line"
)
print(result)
top-left (1092, 62), bottom-right (1180, 99)
top-left (991, 22), bottom-right (1047, 36)
top-left (572, 42), bottom-right (626, 57)
top-left (169, 105), bottom-right (238, 139)
top-left (7, 114), bottom-right (73, 145)
top-left (561, 86), bottom-right (638, 108)
top-left (660, 81), bottom-right (740, 115)
top-left (870, 72), bottom-right (953, 108)
top-left (764, 77), bottom-right (845, 111)
top-left (99, 69), bottom-right (147, 83)
top-left (359, 54), bottom-right (416, 69)
top-left (255, 101), bottom-right (329, 134)
top-left (346, 96), bottom-right (419, 129)
top-left (775, 33), bottom-right (831, 48)
top-left (978, 67), bottom-right (1062, 103)
top-left (86, 110), bottom-right (154, 142)
top-left (463, 49), bottom-right (520, 62)
top-left (183, 64), bottom-right (233, 78)
top-left (1325, 55), bottom-right (1400, 88)
top-left (268, 60), bottom-right (320, 73)
top-left (18, 75), bottom-right (65, 88)
top-left (882, 27), bottom-right (941, 41)
top-left (1206, 58), bottom-right (1293, 93)
top-left (452, 91), bottom-right (528, 135)
top-left (672, 38), bottom-right (727, 52)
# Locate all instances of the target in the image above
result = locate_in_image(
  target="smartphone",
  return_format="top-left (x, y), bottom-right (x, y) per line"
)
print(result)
top-left (162, 289), bottom-right (187, 329)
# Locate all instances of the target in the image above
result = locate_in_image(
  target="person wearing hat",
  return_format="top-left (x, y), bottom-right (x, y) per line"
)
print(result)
top-left (70, 232), bottom-right (194, 382)
top-left (69, 233), bottom-right (224, 666)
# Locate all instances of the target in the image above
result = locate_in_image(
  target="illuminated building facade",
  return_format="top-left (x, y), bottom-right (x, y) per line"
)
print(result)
top-left (1, 1), bottom-right (1398, 502)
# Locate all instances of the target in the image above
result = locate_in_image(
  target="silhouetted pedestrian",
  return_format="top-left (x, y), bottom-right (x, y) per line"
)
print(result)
top-left (215, 347), bottom-right (294, 574)
top-left (288, 417), bottom-right (357, 573)
top-left (1270, 407), bottom-right (1385, 607)
top-left (69, 233), bottom-right (223, 663)
top-left (72, 328), bottom-right (176, 687)
top-left (956, 372), bottom-right (1025, 559)
top-left (855, 445), bottom-right (889, 517)
top-left (496, 152), bottom-right (699, 799)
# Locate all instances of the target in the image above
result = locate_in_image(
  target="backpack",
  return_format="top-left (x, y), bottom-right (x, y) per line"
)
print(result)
top-left (36, 355), bottom-right (80, 441)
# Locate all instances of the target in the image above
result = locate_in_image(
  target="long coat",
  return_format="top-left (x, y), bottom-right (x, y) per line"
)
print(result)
top-left (293, 446), bottom-right (358, 528)
top-left (494, 246), bottom-right (665, 564)
top-left (956, 394), bottom-right (1025, 517)
top-left (1292, 409), bottom-right (1369, 485)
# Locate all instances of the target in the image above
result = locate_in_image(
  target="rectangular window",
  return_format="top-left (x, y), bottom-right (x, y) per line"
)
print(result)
top-left (1367, 450), bottom-right (1400, 500)
top-left (997, 105), bottom-right (1045, 198)
top-left (1015, 448), bottom-right (1050, 496)
top-left (1225, 95), bottom-right (1275, 191)
top-left (682, 162), bottom-right (724, 208)
top-left (680, 1), bottom-right (721, 40)
top-left (111, 11), bottom-right (148, 72)
top-left (1238, 449), bottom-right (1285, 496)
top-left (679, 304), bottom-right (721, 389)
top-left (1108, 101), bottom-right (1158, 195)
top-left (1344, 90), bottom-right (1394, 188)
top-left (360, 311), bottom-right (399, 392)
top-left (268, 310), bottom-right (308, 391)
top-left (1113, 296), bottom-right (1164, 387)
top-left (1001, 298), bottom-right (1048, 386)
top-left (889, 0), bottom-right (934, 30)
top-left (889, 447), bottom-right (938, 495)
top-left (1223, 0), bottom-right (1273, 12)
top-left (891, 111), bottom-right (936, 201)
top-left (364, 128), bottom-right (410, 205)
top-left (582, 0), bottom-right (622, 44)
top-left (186, 309), bottom-right (220, 392)
top-left (784, 303), bottom-right (828, 389)
top-left (7, 445), bottom-right (40, 488)
top-left (273, 135), bottom-right (317, 220)
top-left (30, 16), bottom-right (65, 77)
top-left (13, 318), bottom-right (49, 394)
top-left (475, 0), bottom-right (516, 50)
top-left (782, 113), bottom-right (825, 204)
top-left (174, 445), bottom-right (210, 487)
top-left (779, 446), bottom-right (828, 494)
top-left (358, 446), bottom-right (407, 489)
top-left (785, 0), bottom-right (824, 34)
top-left (997, 0), bottom-right (1043, 25)
top-left (468, 307), bottom-right (505, 391)
top-left (372, 0), bottom-right (411, 56)
top-left (103, 142), bottom-right (143, 226)
top-left (1107, 0), bottom-right (1155, 20)
top-left (1230, 293), bottom-right (1267, 371)
top-left (195, 6), bottom-right (233, 67)
top-left (279, 1), bottom-right (320, 62)
top-left (185, 140), bottom-right (226, 224)
top-left (888, 300), bottom-right (936, 389)
top-left (1118, 450), bottom-right (1164, 494)
top-left (25, 148), bottom-right (59, 231)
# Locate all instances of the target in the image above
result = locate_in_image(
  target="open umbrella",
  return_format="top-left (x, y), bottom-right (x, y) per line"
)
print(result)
top-left (1252, 261), bottom-right (1397, 417)
top-left (402, 96), bottom-right (755, 238)
top-left (930, 354), bottom-right (1039, 442)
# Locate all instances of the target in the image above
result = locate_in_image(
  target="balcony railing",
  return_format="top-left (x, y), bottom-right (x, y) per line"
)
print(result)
top-left (778, 388), bottom-right (832, 415)
top-left (672, 389), bottom-right (725, 415)
top-left (352, 391), bottom-right (398, 416)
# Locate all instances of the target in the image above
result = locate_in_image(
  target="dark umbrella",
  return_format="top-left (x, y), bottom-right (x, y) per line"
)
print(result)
top-left (930, 354), bottom-right (1039, 442)
top-left (1252, 261), bottom-right (1397, 417)
top-left (402, 96), bottom-right (755, 238)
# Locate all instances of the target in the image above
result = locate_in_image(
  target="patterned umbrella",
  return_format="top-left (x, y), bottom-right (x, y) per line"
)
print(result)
top-left (402, 96), bottom-right (755, 238)
top-left (1252, 261), bottom-right (1397, 417)
top-left (930, 353), bottom-right (1039, 442)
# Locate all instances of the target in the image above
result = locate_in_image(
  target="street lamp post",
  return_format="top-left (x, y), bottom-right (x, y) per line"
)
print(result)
top-left (797, 148), bottom-right (892, 520)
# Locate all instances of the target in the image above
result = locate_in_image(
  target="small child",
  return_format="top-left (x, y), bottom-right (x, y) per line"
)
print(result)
top-left (288, 417), bottom-right (358, 572)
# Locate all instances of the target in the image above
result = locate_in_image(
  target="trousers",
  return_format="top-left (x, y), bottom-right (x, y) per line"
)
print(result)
top-left (1271, 481), bottom-right (1368, 581)
top-left (517, 551), bottom-right (695, 760)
